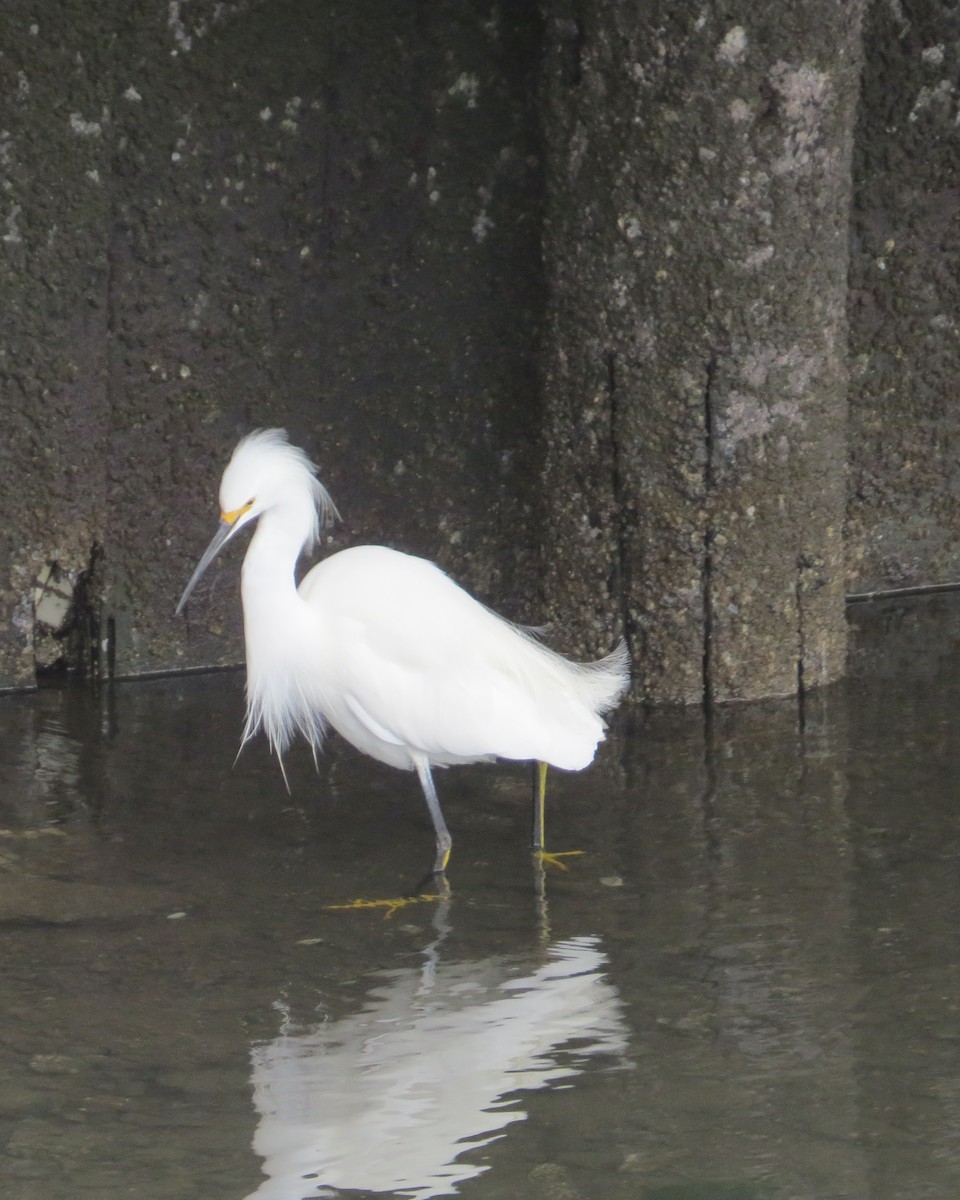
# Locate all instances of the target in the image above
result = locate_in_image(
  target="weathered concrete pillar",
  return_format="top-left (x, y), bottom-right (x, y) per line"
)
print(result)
top-left (541, 2), bottom-right (865, 703)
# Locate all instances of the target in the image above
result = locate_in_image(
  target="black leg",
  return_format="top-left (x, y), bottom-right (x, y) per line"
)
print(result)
top-left (413, 753), bottom-right (452, 874)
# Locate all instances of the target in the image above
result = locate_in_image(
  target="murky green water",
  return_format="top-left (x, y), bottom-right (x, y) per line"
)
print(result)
top-left (2, 594), bottom-right (960, 1198)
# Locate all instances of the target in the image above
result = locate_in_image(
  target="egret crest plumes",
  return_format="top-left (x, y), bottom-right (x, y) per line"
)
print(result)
top-left (177, 429), bottom-right (630, 874)
top-left (219, 428), bottom-right (338, 554)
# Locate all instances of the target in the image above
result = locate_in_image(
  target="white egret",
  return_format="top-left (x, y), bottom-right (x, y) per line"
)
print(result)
top-left (176, 429), bottom-right (629, 874)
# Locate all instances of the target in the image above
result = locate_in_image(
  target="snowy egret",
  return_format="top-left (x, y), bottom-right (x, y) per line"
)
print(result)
top-left (176, 429), bottom-right (629, 874)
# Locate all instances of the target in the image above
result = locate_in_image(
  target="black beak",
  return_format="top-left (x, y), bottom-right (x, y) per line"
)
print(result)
top-left (175, 519), bottom-right (239, 614)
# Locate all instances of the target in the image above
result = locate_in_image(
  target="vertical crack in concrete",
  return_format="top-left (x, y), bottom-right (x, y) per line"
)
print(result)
top-left (795, 553), bottom-right (810, 733)
top-left (795, 556), bottom-right (806, 700)
top-left (103, 198), bottom-right (118, 679)
top-left (702, 353), bottom-right (719, 712)
top-left (605, 349), bottom-right (633, 664)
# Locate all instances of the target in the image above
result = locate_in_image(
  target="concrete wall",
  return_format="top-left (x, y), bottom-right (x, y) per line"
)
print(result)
top-left (0, 0), bottom-right (545, 688)
top-left (1, 1), bottom-right (958, 701)
top-left (847, 0), bottom-right (960, 595)
top-left (0, 1), bottom-right (112, 686)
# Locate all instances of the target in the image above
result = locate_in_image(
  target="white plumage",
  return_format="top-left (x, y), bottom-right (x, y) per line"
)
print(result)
top-left (177, 429), bottom-right (629, 872)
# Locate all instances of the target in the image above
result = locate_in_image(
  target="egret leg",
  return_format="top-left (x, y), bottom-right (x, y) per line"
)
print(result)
top-left (412, 753), bottom-right (452, 875)
top-left (531, 759), bottom-right (584, 871)
top-left (532, 760), bottom-right (548, 850)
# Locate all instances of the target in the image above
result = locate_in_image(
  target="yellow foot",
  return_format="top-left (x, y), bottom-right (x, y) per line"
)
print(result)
top-left (319, 892), bottom-right (446, 921)
top-left (535, 849), bottom-right (585, 872)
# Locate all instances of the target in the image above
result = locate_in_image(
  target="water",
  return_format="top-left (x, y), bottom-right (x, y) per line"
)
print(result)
top-left (1, 594), bottom-right (960, 1198)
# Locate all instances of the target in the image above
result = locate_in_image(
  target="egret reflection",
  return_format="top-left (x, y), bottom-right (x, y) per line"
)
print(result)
top-left (244, 925), bottom-right (629, 1199)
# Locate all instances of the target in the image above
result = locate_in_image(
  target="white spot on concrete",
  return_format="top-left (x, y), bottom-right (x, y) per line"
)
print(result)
top-left (472, 209), bottom-right (494, 242)
top-left (187, 291), bottom-right (209, 331)
top-left (720, 347), bottom-right (825, 450)
top-left (69, 112), bottom-right (102, 137)
top-left (909, 78), bottom-right (954, 123)
top-left (85, 169), bottom-right (101, 184)
top-left (617, 213), bottom-right (644, 241)
top-left (768, 62), bottom-right (830, 175)
top-left (742, 244), bottom-right (774, 269)
top-left (722, 395), bottom-right (804, 448)
top-left (2, 204), bottom-right (22, 244)
top-left (447, 72), bottom-right (480, 108)
top-left (259, 106), bottom-right (272, 121)
top-left (729, 98), bottom-right (752, 123)
top-left (770, 61), bottom-right (828, 122)
top-left (29, 22), bottom-right (38, 35)
top-left (168, 1), bottom-right (193, 52)
top-left (921, 45), bottom-right (945, 66)
top-left (717, 26), bottom-right (748, 64)
top-left (124, 85), bottom-right (142, 102)
top-left (426, 166), bottom-right (439, 201)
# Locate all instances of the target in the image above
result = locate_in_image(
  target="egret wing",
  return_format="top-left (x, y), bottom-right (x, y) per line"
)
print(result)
top-left (299, 546), bottom-right (604, 768)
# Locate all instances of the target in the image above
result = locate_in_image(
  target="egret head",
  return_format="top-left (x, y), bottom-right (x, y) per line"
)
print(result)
top-left (175, 429), bottom-right (337, 614)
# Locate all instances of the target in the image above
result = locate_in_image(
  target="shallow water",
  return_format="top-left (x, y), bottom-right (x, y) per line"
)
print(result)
top-left (2, 594), bottom-right (960, 1198)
